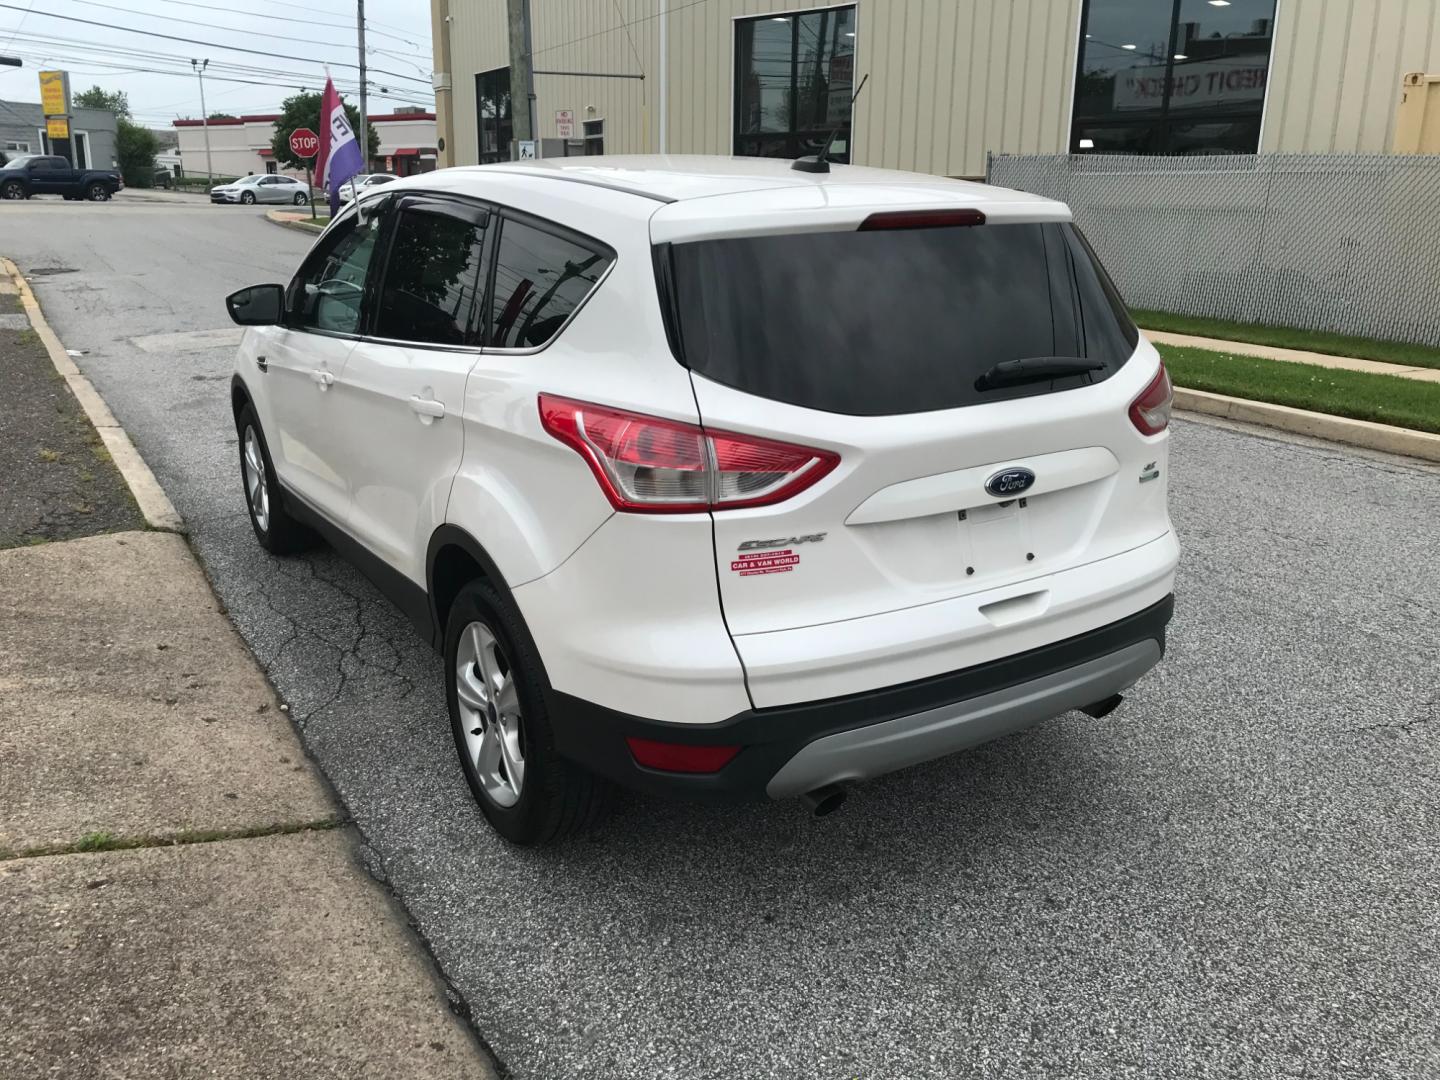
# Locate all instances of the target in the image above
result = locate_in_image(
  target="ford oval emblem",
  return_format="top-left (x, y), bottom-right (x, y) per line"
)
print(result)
top-left (985, 467), bottom-right (1035, 498)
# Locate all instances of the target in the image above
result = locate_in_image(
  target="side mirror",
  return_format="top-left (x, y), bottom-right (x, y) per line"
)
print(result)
top-left (226, 283), bottom-right (285, 326)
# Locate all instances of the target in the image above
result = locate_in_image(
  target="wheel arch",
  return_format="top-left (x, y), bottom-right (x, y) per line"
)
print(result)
top-left (427, 524), bottom-right (519, 653)
top-left (230, 374), bottom-right (253, 421)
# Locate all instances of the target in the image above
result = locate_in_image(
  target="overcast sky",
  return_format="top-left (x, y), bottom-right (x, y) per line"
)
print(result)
top-left (0, 0), bottom-right (433, 127)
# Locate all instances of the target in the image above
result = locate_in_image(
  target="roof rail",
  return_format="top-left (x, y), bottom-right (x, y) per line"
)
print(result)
top-left (478, 165), bottom-right (677, 204)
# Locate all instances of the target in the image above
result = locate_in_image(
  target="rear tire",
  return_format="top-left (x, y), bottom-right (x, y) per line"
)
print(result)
top-left (445, 579), bottom-right (607, 845)
top-left (1, 180), bottom-right (26, 200)
top-left (235, 403), bottom-right (316, 554)
top-left (293, 192), bottom-right (309, 205)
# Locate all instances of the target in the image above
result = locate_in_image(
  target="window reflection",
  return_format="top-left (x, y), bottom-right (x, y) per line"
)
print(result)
top-left (734, 5), bottom-right (856, 161)
top-left (487, 219), bottom-right (614, 349)
top-left (375, 209), bottom-right (487, 346)
top-left (1073, 0), bottom-right (1277, 155)
top-left (476, 67), bottom-right (513, 164)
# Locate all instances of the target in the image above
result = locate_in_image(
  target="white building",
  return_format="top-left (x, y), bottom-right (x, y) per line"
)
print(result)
top-left (174, 110), bottom-right (438, 180)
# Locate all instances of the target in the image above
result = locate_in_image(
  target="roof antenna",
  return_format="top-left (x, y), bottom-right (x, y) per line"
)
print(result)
top-left (792, 73), bottom-right (869, 174)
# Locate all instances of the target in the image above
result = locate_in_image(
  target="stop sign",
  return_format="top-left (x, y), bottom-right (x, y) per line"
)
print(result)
top-left (289, 127), bottom-right (319, 158)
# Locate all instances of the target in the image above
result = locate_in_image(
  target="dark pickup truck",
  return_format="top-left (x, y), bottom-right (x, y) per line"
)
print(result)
top-left (0, 154), bottom-right (123, 202)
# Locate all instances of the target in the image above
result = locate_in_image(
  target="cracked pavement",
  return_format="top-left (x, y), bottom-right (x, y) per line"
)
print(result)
top-left (3, 202), bottom-right (1437, 1079)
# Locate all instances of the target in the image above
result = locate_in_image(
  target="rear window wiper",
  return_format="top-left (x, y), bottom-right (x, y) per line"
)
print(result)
top-left (975, 356), bottom-right (1106, 391)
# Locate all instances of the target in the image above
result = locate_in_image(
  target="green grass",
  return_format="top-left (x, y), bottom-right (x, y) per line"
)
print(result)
top-left (1158, 344), bottom-right (1440, 435)
top-left (4, 818), bottom-right (346, 861)
top-left (1134, 308), bottom-right (1440, 371)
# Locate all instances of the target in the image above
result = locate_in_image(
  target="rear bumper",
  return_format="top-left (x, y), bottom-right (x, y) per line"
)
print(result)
top-left (547, 594), bottom-right (1174, 802)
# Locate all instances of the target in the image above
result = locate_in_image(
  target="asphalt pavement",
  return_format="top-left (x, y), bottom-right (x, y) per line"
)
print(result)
top-left (2, 199), bottom-right (1437, 1080)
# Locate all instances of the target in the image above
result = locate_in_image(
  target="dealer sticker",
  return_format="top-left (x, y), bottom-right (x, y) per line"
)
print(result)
top-left (731, 549), bottom-right (800, 576)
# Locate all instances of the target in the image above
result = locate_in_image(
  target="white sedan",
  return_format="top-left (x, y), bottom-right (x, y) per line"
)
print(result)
top-left (335, 173), bottom-right (398, 203)
top-left (211, 174), bottom-right (312, 206)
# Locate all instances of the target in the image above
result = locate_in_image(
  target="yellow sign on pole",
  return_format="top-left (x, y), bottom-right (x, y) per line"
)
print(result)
top-left (47, 117), bottom-right (70, 140)
top-left (39, 70), bottom-right (69, 117)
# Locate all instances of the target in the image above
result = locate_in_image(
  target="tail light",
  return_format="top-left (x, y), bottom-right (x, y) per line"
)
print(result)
top-left (1129, 362), bottom-right (1173, 435)
top-left (859, 208), bottom-right (985, 230)
top-left (539, 394), bottom-right (839, 514)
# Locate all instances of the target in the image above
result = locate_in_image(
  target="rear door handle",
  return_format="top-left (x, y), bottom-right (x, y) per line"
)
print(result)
top-left (409, 396), bottom-right (446, 419)
top-left (311, 369), bottom-right (334, 388)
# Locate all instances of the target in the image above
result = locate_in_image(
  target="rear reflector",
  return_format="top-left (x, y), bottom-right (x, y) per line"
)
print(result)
top-left (539, 394), bottom-right (839, 513)
top-left (859, 208), bottom-right (985, 231)
top-left (626, 737), bottom-right (740, 774)
top-left (1129, 362), bottom-right (1173, 435)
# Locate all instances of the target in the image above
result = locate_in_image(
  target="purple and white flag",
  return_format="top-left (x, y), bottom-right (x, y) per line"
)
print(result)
top-left (315, 76), bottom-right (364, 215)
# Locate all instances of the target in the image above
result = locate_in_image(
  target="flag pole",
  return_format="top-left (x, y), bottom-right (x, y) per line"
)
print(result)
top-left (307, 162), bottom-right (316, 222)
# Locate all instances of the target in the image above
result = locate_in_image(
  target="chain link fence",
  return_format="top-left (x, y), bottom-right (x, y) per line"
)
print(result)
top-left (986, 153), bottom-right (1440, 348)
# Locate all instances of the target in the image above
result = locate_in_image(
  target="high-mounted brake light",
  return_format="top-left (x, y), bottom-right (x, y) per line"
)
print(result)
top-left (1129, 362), bottom-right (1173, 436)
top-left (626, 737), bottom-right (740, 774)
top-left (538, 395), bottom-right (840, 514)
top-left (859, 208), bottom-right (986, 231)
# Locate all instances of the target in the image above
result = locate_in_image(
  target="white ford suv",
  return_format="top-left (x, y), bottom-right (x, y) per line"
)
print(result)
top-left (226, 156), bottom-right (1178, 845)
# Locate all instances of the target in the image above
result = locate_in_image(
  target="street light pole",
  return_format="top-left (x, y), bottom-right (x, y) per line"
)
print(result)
top-left (356, 0), bottom-right (370, 170)
top-left (191, 59), bottom-right (214, 180)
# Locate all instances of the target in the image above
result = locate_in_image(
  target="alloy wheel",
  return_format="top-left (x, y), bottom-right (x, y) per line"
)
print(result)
top-left (455, 620), bottom-right (526, 807)
top-left (242, 425), bottom-right (269, 533)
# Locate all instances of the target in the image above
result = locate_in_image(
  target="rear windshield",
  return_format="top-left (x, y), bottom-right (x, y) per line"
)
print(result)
top-left (661, 221), bottom-right (1139, 416)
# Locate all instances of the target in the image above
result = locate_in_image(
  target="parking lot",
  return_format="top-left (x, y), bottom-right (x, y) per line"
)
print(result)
top-left (3, 198), bottom-right (1437, 1079)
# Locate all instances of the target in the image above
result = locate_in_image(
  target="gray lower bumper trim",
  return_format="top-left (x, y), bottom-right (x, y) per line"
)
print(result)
top-left (765, 639), bottom-right (1162, 799)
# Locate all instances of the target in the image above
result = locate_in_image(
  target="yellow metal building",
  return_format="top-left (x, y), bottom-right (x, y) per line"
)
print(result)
top-left (430, 0), bottom-right (1440, 174)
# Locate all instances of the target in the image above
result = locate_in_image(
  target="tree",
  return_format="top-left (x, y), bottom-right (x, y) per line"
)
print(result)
top-left (270, 90), bottom-right (379, 178)
top-left (116, 119), bottom-right (160, 188)
top-left (73, 85), bottom-right (131, 120)
top-left (208, 113), bottom-right (237, 121)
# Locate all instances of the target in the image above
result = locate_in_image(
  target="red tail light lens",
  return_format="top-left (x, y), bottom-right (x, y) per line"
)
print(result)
top-left (1129, 362), bottom-right (1173, 436)
top-left (626, 737), bottom-right (740, 774)
top-left (859, 208), bottom-right (986, 230)
top-left (539, 395), bottom-right (839, 513)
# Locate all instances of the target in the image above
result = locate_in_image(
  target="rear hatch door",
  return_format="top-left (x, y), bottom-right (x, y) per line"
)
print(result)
top-left (656, 202), bottom-right (1171, 639)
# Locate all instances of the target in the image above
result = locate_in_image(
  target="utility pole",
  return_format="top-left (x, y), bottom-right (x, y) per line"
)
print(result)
top-left (190, 59), bottom-right (214, 179)
top-left (658, 0), bottom-right (667, 153)
top-left (357, 0), bottom-right (370, 171)
top-left (506, 0), bottom-right (534, 153)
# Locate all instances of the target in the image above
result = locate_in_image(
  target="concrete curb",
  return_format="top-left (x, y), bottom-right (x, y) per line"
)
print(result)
top-left (1174, 387), bottom-right (1440, 464)
top-left (264, 208), bottom-right (327, 236)
top-left (1146, 328), bottom-right (1440, 383)
top-left (2, 257), bottom-right (185, 533)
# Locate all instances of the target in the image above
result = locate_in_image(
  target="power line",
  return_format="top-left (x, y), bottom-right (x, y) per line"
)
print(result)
top-left (528, 0), bottom-right (711, 59)
top-left (1, 0), bottom-right (30, 48)
top-left (4, 44), bottom-right (432, 108)
top-left (0, 4), bottom-right (431, 85)
top-left (54, 0), bottom-right (415, 57)
top-left (4, 37), bottom-right (406, 94)
top-left (85, 0), bottom-right (430, 52)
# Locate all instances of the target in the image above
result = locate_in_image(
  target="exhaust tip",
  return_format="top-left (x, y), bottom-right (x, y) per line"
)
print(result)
top-left (799, 783), bottom-right (847, 817)
top-left (1080, 694), bottom-right (1124, 720)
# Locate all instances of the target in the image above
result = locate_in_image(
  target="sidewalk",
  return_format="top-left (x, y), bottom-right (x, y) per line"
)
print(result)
top-left (1143, 327), bottom-right (1440, 383)
top-left (0, 265), bottom-right (497, 1077)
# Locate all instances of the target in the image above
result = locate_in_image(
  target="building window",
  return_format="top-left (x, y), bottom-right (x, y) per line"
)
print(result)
top-left (475, 67), bottom-right (513, 164)
top-left (583, 118), bottom-right (604, 156)
top-left (1072, 0), bottom-right (1277, 155)
top-left (4, 141), bottom-right (29, 153)
top-left (734, 4), bottom-right (856, 161)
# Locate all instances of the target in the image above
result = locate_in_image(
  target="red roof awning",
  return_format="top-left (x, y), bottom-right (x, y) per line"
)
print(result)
top-left (393, 148), bottom-right (420, 157)
top-left (257, 148), bottom-right (273, 156)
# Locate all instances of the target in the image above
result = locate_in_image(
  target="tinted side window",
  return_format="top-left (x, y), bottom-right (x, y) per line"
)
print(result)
top-left (487, 217), bottom-right (614, 349)
top-left (374, 207), bottom-right (488, 346)
top-left (287, 211), bottom-right (383, 336)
